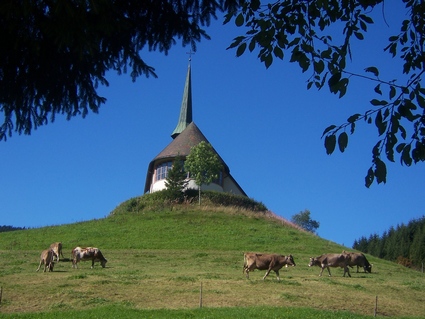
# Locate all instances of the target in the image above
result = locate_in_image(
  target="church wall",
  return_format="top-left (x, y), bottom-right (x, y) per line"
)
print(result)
top-left (150, 178), bottom-right (224, 193)
top-left (222, 177), bottom-right (245, 196)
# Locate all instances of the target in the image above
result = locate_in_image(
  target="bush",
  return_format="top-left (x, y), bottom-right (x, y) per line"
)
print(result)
top-left (110, 190), bottom-right (267, 216)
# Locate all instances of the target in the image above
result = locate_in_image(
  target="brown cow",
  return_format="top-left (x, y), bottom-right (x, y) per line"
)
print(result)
top-left (243, 252), bottom-right (296, 280)
top-left (71, 247), bottom-right (107, 269)
top-left (36, 249), bottom-right (55, 272)
top-left (343, 251), bottom-right (372, 273)
top-left (308, 253), bottom-right (351, 277)
top-left (50, 242), bottom-right (64, 262)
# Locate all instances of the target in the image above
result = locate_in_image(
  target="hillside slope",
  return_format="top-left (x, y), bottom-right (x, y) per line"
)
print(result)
top-left (0, 199), bottom-right (424, 317)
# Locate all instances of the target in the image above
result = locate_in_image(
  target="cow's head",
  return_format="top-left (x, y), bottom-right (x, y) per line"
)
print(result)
top-left (308, 257), bottom-right (318, 267)
top-left (364, 264), bottom-right (372, 273)
top-left (286, 254), bottom-right (296, 267)
top-left (100, 259), bottom-right (107, 268)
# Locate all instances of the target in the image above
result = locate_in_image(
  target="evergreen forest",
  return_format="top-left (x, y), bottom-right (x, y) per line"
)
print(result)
top-left (353, 216), bottom-right (425, 269)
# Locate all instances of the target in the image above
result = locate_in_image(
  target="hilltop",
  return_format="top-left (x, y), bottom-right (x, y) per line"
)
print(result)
top-left (0, 193), bottom-right (424, 318)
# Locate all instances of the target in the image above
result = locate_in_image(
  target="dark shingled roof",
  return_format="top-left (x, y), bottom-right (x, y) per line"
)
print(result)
top-left (154, 122), bottom-right (208, 160)
top-left (151, 122), bottom-right (229, 172)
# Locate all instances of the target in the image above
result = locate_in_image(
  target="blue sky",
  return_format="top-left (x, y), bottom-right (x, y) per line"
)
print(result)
top-left (1, 2), bottom-right (423, 248)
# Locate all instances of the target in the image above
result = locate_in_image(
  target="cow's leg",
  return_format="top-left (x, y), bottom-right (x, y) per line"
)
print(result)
top-left (91, 259), bottom-right (95, 269)
top-left (245, 268), bottom-right (250, 279)
top-left (274, 270), bottom-right (281, 281)
top-left (326, 266), bottom-right (332, 277)
top-left (343, 266), bottom-right (351, 277)
top-left (262, 269), bottom-right (272, 280)
top-left (36, 261), bottom-right (42, 272)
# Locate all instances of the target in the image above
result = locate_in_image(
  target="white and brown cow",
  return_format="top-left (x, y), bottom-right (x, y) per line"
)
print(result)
top-left (343, 250), bottom-right (372, 273)
top-left (36, 249), bottom-right (55, 272)
top-left (50, 242), bottom-right (64, 262)
top-left (243, 252), bottom-right (296, 280)
top-left (71, 247), bottom-right (107, 269)
top-left (308, 253), bottom-right (351, 277)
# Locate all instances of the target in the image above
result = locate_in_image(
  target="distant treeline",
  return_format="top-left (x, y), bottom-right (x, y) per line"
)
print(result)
top-left (0, 225), bottom-right (26, 233)
top-left (353, 216), bottom-right (425, 269)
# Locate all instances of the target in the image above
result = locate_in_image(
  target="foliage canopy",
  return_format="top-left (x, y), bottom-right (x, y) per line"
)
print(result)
top-left (0, 0), bottom-right (238, 140)
top-left (225, 0), bottom-right (425, 187)
top-left (184, 141), bottom-right (223, 204)
top-left (291, 209), bottom-right (320, 234)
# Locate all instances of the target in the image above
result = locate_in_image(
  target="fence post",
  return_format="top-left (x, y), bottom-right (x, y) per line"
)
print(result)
top-left (199, 281), bottom-right (203, 308)
top-left (374, 295), bottom-right (378, 317)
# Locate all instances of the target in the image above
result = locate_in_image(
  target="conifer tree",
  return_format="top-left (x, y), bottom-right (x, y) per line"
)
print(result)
top-left (164, 155), bottom-right (188, 202)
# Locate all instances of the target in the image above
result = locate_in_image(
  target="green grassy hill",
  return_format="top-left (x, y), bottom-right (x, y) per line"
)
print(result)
top-left (0, 195), bottom-right (424, 318)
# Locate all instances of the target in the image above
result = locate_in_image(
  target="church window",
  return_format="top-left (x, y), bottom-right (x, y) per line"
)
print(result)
top-left (155, 162), bottom-right (172, 181)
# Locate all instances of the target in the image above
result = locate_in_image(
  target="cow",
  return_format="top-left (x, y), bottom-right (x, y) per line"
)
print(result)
top-left (243, 252), bottom-right (296, 280)
top-left (50, 242), bottom-right (64, 262)
top-left (343, 250), bottom-right (372, 273)
top-left (36, 249), bottom-right (55, 272)
top-left (71, 247), bottom-right (107, 269)
top-left (308, 253), bottom-right (351, 277)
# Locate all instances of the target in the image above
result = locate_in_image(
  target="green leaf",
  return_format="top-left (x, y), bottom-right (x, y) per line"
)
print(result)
top-left (324, 135), bottom-right (336, 155)
top-left (236, 43), bottom-right (247, 57)
top-left (273, 46), bottom-right (284, 59)
top-left (374, 158), bottom-right (387, 184)
top-left (235, 13), bottom-right (244, 27)
top-left (359, 14), bottom-right (373, 24)
top-left (389, 86), bottom-right (397, 99)
top-left (314, 60), bottom-right (325, 74)
top-left (365, 167), bottom-right (374, 188)
top-left (227, 36), bottom-right (244, 49)
top-left (261, 52), bottom-right (273, 68)
top-left (412, 140), bottom-right (425, 163)
top-left (401, 144), bottom-right (412, 166)
top-left (328, 72), bottom-right (341, 88)
top-left (338, 132), bottom-right (348, 153)
top-left (354, 32), bottom-right (364, 40)
top-left (375, 110), bottom-right (387, 136)
top-left (248, 38), bottom-right (256, 52)
top-left (321, 125), bottom-right (337, 137)
top-left (396, 143), bottom-right (406, 153)
top-left (370, 99), bottom-right (388, 106)
top-left (250, 0), bottom-right (261, 11)
top-left (365, 67), bottom-right (379, 77)
top-left (347, 113), bottom-right (361, 123)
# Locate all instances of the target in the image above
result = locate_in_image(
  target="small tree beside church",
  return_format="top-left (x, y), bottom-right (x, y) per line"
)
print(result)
top-left (164, 155), bottom-right (188, 202)
top-left (184, 141), bottom-right (223, 205)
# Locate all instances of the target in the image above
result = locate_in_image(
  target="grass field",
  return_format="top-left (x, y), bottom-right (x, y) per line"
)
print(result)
top-left (0, 200), bottom-right (424, 318)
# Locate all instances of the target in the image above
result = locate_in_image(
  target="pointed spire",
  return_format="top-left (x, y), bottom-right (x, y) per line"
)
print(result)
top-left (171, 63), bottom-right (193, 139)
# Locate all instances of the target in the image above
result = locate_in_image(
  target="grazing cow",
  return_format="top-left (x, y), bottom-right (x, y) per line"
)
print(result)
top-left (36, 249), bottom-right (55, 272)
top-left (50, 242), bottom-right (64, 262)
top-left (343, 251), bottom-right (372, 273)
top-left (308, 253), bottom-right (351, 277)
top-left (71, 247), bottom-right (107, 269)
top-left (243, 252), bottom-right (296, 280)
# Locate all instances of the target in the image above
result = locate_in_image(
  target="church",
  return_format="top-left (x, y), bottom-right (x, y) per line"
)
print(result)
top-left (144, 62), bottom-right (247, 196)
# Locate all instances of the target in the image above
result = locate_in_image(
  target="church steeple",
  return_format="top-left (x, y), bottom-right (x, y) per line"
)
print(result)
top-left (171, 63), bottom-right (193, 139)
